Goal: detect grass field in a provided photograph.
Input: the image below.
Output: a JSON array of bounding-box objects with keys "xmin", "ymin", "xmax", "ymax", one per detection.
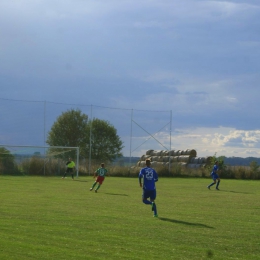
[{"xmin": 0, "ymin": 176, "xmax": 259, "ymax": 260}]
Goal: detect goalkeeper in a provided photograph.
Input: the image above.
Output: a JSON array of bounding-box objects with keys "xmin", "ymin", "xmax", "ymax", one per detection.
[{"xmin": 62, "ymin": 158, "xmax": 75, "ymax": 180}]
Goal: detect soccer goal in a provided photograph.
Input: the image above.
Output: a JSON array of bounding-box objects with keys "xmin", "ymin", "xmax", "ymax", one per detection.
[{"xmin": 0, "ymin": 144, "xmax": 79, "ymax": 177}]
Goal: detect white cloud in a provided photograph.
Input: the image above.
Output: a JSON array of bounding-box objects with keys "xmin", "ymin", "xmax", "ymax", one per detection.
[
  {"xmin": 170, "ymin": 127, "xmax": 260, "ymax": 157},
  {"xmin": 128, "ymin": 126, "xmax": 260, "ymax": 158},
  {"xmin": 225, "ymin": 97, "xmax": 238, "ymax": 103}
]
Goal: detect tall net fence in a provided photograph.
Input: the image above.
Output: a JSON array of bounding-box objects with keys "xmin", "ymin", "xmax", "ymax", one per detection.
[{"xmin": 0, "ymin": 98, "xmax": 172, "ymax": 173}]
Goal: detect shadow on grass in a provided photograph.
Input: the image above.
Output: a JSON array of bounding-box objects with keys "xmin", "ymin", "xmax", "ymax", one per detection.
[
  {"xmin": 73, "ymin": 179, "xmax": 88, "ymax": 182},
  {"xmin": 219, "ymin": 190, "xmax": 252, "ymax": 194},
  {"xmin": 159, "ymin": 217, "xmax": 214, "ymax": 229},
  {"xmin": 105, "ymin": 193, "xmax": 128, "ymax": 196}
]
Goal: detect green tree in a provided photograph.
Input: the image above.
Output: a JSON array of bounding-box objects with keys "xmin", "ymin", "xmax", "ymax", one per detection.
[
  {"xmin": 46, "ymin": 110, "xmax": 124, "ymax": 162},
  {"xmin": 0, "ymin": 147, "xmax": 18, "ymax": 174},
  {"xmin": 249, "ymin": 161, "xmax": 260, "ymax": 179},
  {"xmin": 86, "ymin": 118, "xmax": 124, "ymax": 162},
  {"xmin": 46, "ymin": 109, "xmax": 89, "ymax": 158}
]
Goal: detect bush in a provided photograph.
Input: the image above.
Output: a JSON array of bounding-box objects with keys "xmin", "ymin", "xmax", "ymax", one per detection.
[
  {"xmin": 20, "ymin": 157, "xmax": 66, "ymax": 176},
  {"xmin": 0, "ymin": 148, "xmax": 20, "ymax": 175},
  {"xmin": 109, "ymin": 165, "xmax": 133, "ymax": 177},
  {"xmin": 3, "ymin": 153, "xmax": 260, "ymax": 180},
  {"xmin": 249, "ymin": 161, "xmax": 260, "ymax": 180}
]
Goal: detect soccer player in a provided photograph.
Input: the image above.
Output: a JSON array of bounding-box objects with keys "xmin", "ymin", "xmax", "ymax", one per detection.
[
  {"xmin": 90, "ymin": 163, "xmax": 108, "ymax": 193},
  {"xmin": 139, "ymin": 159, "xmax": 159, "ymax": 217},
  {"xmin": 207, "ymin": 161, "xmax": 221, "ymax": 190},
  {"xmin": 62, "ymin": 157, "xmax": 76, "ymax": 180}
]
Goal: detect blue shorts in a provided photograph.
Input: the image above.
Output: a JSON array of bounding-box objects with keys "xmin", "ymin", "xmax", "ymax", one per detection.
[
  {"xmin": 211, "ymin": 173, "xmax": 219, "ymax": 180},
  {"xmin": 143, "ymin": 189, "xmax": 156, "ymax": 200}
]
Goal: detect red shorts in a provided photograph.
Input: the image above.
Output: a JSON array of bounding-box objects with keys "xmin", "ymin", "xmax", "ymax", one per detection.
[{"xmin": 96, "ymin": 176, "xmax": 105, "ymax": 184}]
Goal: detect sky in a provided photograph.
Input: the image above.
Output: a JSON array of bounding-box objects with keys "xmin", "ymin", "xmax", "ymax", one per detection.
[{"xmin": 1, "ymin": 0, "xmax": 260, "ymax": 158}]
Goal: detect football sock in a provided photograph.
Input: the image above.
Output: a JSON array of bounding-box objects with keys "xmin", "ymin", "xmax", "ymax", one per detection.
[
  {"xmin": 92, "ymin": 182, "xmax": 97, "ymax": 189},
  {"xmin": 96, "ymin": 184, "xmax": 101, "ymax": 191},
  {"xmin": 71, "ymin": 174, "xmax": 74, "ymax": 179},
  {"xmin": 153, "ymin": 203, "xmax": 157, "ymax": 215},
  {"xmin": 216, "ymin": 180, "xmax": 220, "ymax": 188},
  {"xmin": 208, "ymin": 182, "xmax": 215, "ymax": 187},
  {"xmin": 143, "ymin": 200, "xmax": 152, "ymax": 205}
]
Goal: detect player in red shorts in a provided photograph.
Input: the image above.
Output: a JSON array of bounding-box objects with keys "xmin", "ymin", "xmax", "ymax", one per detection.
[{"xmin": 90, "ymin": 163, "xmax": 108, "ymax": 193}]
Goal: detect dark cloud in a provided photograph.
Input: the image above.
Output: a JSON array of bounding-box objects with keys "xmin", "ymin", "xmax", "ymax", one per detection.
[{"xmin": 1, "ymin": 0, "xmax": 260, "ymax": 156}]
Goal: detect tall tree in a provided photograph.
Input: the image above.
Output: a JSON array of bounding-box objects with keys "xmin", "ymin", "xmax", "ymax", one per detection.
[
  {"xmin": 87, "ymin": 118, "xmax": 124, "ymax": 162},
  {"xmin": 46, "ymin": 109, "xmax": 88, "ymax": 158},
  {"xmin": 46, "ymin": 110, "xmax": 124, "ymax": 162}
]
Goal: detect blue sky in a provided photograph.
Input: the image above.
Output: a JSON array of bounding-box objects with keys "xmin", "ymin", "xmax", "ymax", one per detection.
[{"xmin": 1, "ymin": 0, "xmax": 260, "ymax": 158}]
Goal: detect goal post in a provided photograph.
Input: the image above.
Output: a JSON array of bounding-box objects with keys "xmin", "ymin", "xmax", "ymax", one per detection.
[{"xmin": 0, "ymin": 144, "xmax": 79, "ymax": 177}]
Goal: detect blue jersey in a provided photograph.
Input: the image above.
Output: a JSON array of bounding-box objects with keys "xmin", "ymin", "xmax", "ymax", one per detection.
[
  {"xmin": 211, "ymin": 164, "xmax": 218, "ymax": 175},
  {"xmin": 139, "ymin": 167, "xmax": 158, "ymax": 191}
]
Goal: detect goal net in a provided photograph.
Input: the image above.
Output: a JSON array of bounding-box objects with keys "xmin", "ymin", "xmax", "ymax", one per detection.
[{"xmin": 0, "ymin": 145, "xmax": 79, "ymax": 177}]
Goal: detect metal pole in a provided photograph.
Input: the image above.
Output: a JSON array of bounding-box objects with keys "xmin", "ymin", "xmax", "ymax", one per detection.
[
  {"xmin": 76, "ymin": 147, "xmax": 79, "ymax": 177},
  {"xmin": 88, "ymin": 105, "xmax": 93, "ymax": 175},
  {"xmin": 169, "ymin": 110, "xmax": 172, "ymax": 174},
  {"xmin": 129, "ymin": 109, "xmax": 133, "ymax": 166},
  {"xmin": 44, "ymin": 101, "xmax": 46, "ymax": 176},
  {"xmin": 44, "ymin": 101, "xmax": 46, "ymax": 146}
]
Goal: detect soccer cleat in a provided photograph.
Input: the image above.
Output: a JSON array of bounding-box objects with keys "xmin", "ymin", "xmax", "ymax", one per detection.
[
  {"xmin": 216, "ymin": 188, "xmax": 219, "ymax": 190},
  {"xmin": 95, "ymin": 190, "xmax": 97, "ymax": 193},
  {"xmin": 207, "ymin": 186, "xmax": 210, "ymax": 190},
  {"xmin": 153, "ymin": 214, "xmax": 158, "ymax": 217},
  {"xmin": 90, "ymin": 188, "xmax": 93, "ymax": 191}
]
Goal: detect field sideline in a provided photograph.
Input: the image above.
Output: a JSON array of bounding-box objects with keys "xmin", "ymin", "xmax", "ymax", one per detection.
[{"xmin": 0, "ymin": 176, "xmax": 259, "ymax": 260}]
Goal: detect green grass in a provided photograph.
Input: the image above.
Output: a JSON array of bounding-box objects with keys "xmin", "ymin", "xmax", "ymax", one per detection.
[{"xmin": 0, "ymin": 176, "xmax": 259, "ymax": 260}]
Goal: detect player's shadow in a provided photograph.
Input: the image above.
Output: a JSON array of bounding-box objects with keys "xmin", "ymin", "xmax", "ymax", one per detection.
[
  {"xmin": 73, "ymin": 179, "xmax": 88, "ymax": 182},
  {"xmin": 219, "ymin": 190, "xmax": 252, "ymax": 194},
  {"xmin": 105, "ymin": 193, "xmax": 128, "ymax": 196},
  {"xmin": 159, "ymin": 217, "xmax": 214, "ymax": 229}
]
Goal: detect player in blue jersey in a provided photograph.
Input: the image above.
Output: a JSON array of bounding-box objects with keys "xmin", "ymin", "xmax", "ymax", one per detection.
[
  {"xmin": 207, "ymin": 161, "xmax": 221, "ymax": 190},
  {"xmin": 139, "ymin": 159, "xmax": 159, "ymax": 217}
]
